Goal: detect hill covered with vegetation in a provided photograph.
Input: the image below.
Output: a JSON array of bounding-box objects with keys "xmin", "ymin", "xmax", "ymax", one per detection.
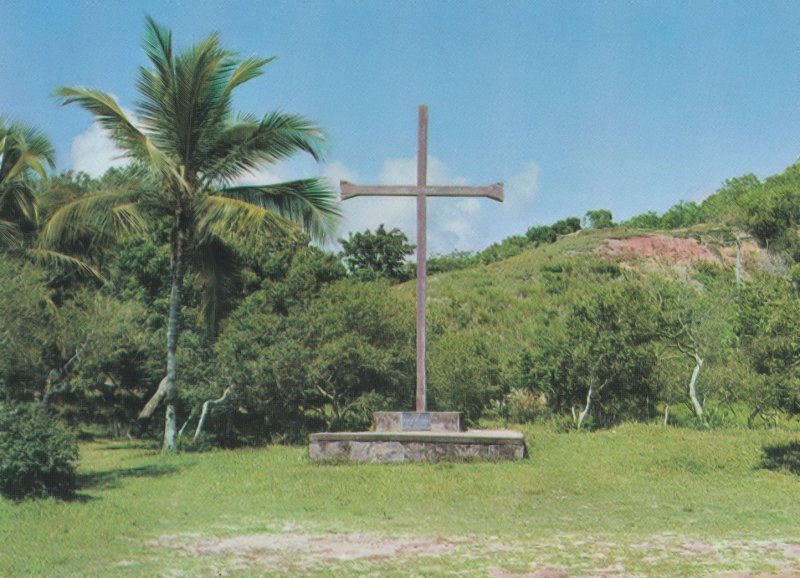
[
  {"xmin": 2, "ymin": 17, "xmax": 800, "ymax": 475},
  {"xmin": 4, "ymin": 159, "xmax": 800, "ymax": 453}
]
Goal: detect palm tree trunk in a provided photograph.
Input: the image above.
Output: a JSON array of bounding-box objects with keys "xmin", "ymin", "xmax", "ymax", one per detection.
[{"xmin": 163, "ymin": 224, "xmax": 185, "ymax": 452}]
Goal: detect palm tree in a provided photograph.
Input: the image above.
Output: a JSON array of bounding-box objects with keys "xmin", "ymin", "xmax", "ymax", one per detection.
[
  {"xmin": 44, "ymin": 17, "xmax": 340, "ymax": 451},
  {"xmin": 0, "ymin": 119, "xmax": 55, "ymax": 248}
]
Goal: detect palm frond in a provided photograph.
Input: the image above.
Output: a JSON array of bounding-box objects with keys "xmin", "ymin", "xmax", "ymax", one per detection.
[
  {"xmin": 55, "ymin": 87, "xmax": 154, "ymax": 162},
  {"xmin": 197, "ymin": 56, "xmax": 273, "ymax": 151},
  {"xmin": 0, "ymin": 121, "xmax": 53, "ymax": 235},
  {"xmin": 53, "ymin": 87, "xmax": 184, "ymax": 192},
  {"xmin": 0, "ymin": 219, "xmax": 21, "ymax": 248},
  {"xmin": 202, "ymin": 113, "xmax": 328, "ymax": 185},
  {"xmin": 137, "ymin": 17, "xmax": 237, "ymax": 175},
  {"xmin": 27, "ymin": 248, "xmax": 106, "ymax": 282},
  {"xmin": 193, "ymin": 194, "xmax": 301, "ymax": 247},
  {"xmin": 220, "ymin": 178, "xmax": 340, "ymax": 243},
  {"xmin": 175, "ymin": 34, "xmax": 235, "ymax": 170},
  {"xmin": 39, "ymin": 188, "xmax": 147, "ymax": 249},
  {"xmin": 226, "ymin": 56, "xmax": 273, "ymax": 94},
  {"xmin": 0, "ymin": 122, "xmax": 56, "ymax": 183},
  {"xmin": 142, "ymin": 16, "xmax": 174, "ymax": 82},
  {"xmin": 192, "ymin": 236, "xmax": 238, "ymax": 336},
  {"xmin": 0, "ymin": 180, "xmax": 38, "ymax": 224}
]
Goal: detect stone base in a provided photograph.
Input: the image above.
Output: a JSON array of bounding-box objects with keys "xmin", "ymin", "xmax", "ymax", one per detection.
[{"xmin": 308, "ymin": 429, "xmax": 526, "ymax": 463}]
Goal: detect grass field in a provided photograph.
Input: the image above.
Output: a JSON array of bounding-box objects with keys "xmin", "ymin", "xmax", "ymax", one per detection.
[{"xmin": 1, "ymin": 424, "xmax": 799, "ymax": 576}]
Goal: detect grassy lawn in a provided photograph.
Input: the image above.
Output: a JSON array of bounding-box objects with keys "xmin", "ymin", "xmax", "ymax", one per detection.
[{"xmin": 1, "ymin": 424, "xmax": 799, "ymax": 576}]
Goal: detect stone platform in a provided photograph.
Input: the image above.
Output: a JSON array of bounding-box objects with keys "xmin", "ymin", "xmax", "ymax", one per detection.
[{"xmin": 308, "ymin": 412, "xmax": 526, "ymax": 463}]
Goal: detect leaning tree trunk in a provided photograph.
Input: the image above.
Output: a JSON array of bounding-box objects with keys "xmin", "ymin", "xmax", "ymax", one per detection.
[
  {"xmin": 162, "ymin": 225, "xmax": 185, "ymax": 452},
  {"xmin": 688, "ymin": 353, "xmax": 704, "ymax": 420}
]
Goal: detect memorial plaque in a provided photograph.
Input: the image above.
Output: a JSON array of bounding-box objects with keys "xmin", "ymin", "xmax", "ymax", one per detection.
[{"xmin": 401, "ymin": 412, "xmax": 431, "ymax": 431}]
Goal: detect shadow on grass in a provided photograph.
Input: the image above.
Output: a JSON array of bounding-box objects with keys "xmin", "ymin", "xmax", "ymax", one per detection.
[
  {"xmin": 96, "ymin": 441, "xmax": 160, "ymax": 451},
  {"xmin": 761, "ymin": 441, "xmax": 800, "ymax": 475},
  {"xmin": 77, "ymin": 463, "xmax": 181, "ymax": 493},
  {"xmin": 2, "ymin": 463, "xmax": 180, "ymax": 503}
]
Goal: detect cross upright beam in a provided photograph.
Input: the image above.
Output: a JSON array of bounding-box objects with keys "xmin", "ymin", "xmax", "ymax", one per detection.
[{"xmin": 340, "ymin": 105, "xmax": 503, "ymax": 412}]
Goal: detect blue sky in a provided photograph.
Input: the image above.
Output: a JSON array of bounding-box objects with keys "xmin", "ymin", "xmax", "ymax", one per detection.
[{"xmin": 2, "ymin": 1, "xmax": 800, "ymax": 253}]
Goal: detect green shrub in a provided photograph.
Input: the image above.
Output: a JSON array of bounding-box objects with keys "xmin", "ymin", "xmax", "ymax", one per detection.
[
  {"xmin": 505, "ymin": 388, "xmax": 548, "ymax": 423},
  {"xmin": 0, "ymin": 404, "xmax": 79, "ymax": 500}
]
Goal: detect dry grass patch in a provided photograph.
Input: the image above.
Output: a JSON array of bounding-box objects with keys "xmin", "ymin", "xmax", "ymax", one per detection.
[{"xmin": 149, "ymin": 530, "xmax": 512, "ymax": 575}]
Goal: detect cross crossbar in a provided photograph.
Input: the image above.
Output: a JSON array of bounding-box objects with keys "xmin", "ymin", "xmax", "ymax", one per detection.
[{"xmin": 340, "ymin": 182, "xmax": 504, "ymax": 202}]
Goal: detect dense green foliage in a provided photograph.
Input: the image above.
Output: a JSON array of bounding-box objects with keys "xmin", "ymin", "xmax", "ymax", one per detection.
[
  {"xmin": 0, "ymin": 403, "xmax": 78, "ymax": 499},
  {"xmin": 340, "ymin": 224, "xmax": 415, "ymax": 281},
  {"xmin": 214, "ymin": 275, "xmax": 414, "ymax": 441},
  {"xmin": 6, "ymin": 156, "xmax": 800, "ymax": 445},
  {"xmin": 583, "ymin": 208, "xmax": 615, "ymax": 229},
  {"xmin": 0, "ymin": 259, "xmax": 57, "ymax": 401}
]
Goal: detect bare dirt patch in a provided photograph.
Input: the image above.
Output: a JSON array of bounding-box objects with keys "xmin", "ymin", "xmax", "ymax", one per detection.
[
  {"xmin": 152, "ymin": 531, "xmax": 462, "ymax": 562},
  {"xmin": 149, "ymin": 530, "xmax": 503, "ymax": 574},
  {"xmin": 596, "ymin": 235, "xmax": 720, "ymax": 265},
  {"xmin": 489, "ymin": 569, "xmax": 571, "ymax": 578},
  {"xmin": 149, "ymin": 531, "xmax": 800, "ymax": 576}
]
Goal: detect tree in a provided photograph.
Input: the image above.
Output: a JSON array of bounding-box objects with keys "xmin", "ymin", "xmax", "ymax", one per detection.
[
  {"xmin": 215, "ymin": 279, "xmax": 413, "ymax": 440},
  {"xmin": 737, "ymin": 165, "xmax": 800, "ymax": 262},
  {"xmin": 0, "ymin": 259, "xmax": 58, "ymax": 402},
  {"xmin": 652, "ymin": 284, "xmax": 713, "ymax": 422},
  {"xmin": 583, "ymin": 209, "xmax": 614, "ymax": 229},
  {"xmin": 44, "ymin": 18, "xmax": 340, "ymax": 451},
  {"xmin": 736, "ymin": 275, "xmax": 800, "ymax": 420},
  {"xmin": 547, "ymin": 279, "xmax": 659, "ymax": 429},
  {"xmin": 340, "ymin": 224, "xmax": 414, "ymax": 281},
  {"xmin": 525, "ymin": 225, "xmax": 557, "ymax": 245},
  {"xmin": 624, "ymin": 211, "xmax": 661, "ymax": 229},
  {"xmin": 526, "ymin": 217, "xmax": 581, "ymax": 246},
  {"xmin": 551, "ymin": 216, "xmax": 581, "ymax": 236},
  {"xmin": 660, "ymin": 200, "xmax": 706, "ymax": 229},
  {"xmin": 0, "ymin": 119, "xmax": 55, "ymax": 248},
  {"xmin": 702, "ymin": 173, "xmax": 760, "ymax": 224}
]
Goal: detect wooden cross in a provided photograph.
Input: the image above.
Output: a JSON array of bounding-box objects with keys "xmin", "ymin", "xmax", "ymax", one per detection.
[{"xmin": 340, "ymin": 105, "xmax": 503, "ymax": 412}]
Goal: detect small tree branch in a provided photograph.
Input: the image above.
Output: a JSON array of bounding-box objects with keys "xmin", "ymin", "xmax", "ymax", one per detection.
[
  {"xmin": 178, "ymin": 408, "xmax": 197, "ymax": 440},
  {"xmin": 577, "ymin": 385, "xmax": 594, "ymax": 430},
  {"xmin": 194, "ymin": 386, "xmax": 233, "ymax": 442},
  {"xmin": 688, "ymin": 353, "xmax": 705, "ymax": 419},
  {"xmin": 41, "ymin": 346, "xmax": 82, "ymax": 407}
]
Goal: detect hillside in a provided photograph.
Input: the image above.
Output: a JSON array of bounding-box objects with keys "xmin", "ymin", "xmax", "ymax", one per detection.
[
  {"xmin": 4, "ymin": 162, "xmax": 800, "ymax": 445},
  {"xmin": 404, "ymin": 225, "xmax": 792, "ymax": 429}
]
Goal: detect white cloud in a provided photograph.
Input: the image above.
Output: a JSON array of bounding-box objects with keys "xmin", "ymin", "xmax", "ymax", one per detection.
[
  {"xmin": 339, "ymin": 192, "xmax": 416, "ymax": 245},
  {"xmin": 506, "ymin": 161, "xmax": 540, "ymax": 209},
  {"xmin": 323, "ymin": 160, "xmax": 359, "ymax": 188},
  {"xmin": 70, "ymin": 123, "xmax": 129, "ymax": 177},
  {"xmin": 378, "ymin": 156, "xmax": 469, "ymax": 186}
]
